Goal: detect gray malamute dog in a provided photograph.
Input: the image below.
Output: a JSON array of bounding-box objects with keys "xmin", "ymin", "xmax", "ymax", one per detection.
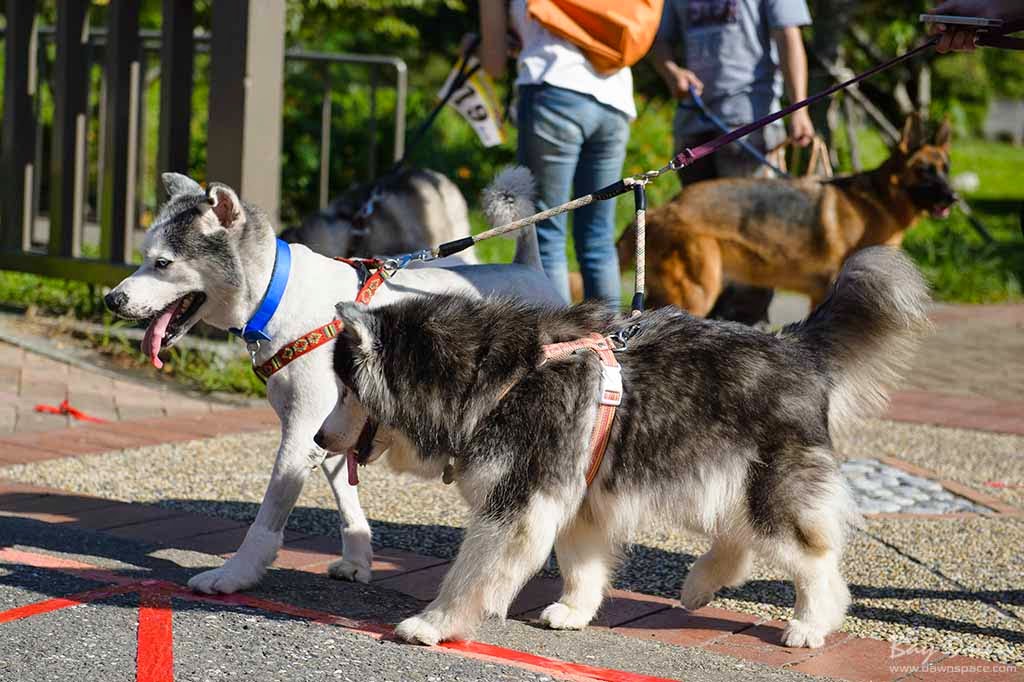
[{"xmin": 322, "ymin": 247, "xmax": 930, "ymax": 649}]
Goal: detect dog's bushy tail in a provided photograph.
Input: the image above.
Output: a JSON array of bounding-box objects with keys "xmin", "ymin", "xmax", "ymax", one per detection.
[
  {"xmin": 785, "ymin": 247, "xmax": 931, "ymax": 433},
  {"xmin": 481, "ymin": 166, "xmax": 542, "ymax": 270}
]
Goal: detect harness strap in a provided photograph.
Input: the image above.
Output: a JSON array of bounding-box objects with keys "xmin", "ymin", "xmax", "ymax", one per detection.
[
  {"xmin": 255, "ymin": 258, "xmax": 390, "ymax": 383},
  {"xmin": 254, "ymin": 320, "xmax": 343, "ymax": 381},
  {"xmin": 335, "ymin": 257, "xmax": 388, "ymax": 305},
  {"xmin": 540, "ymin": 333, "xmax": 622, "ymax": 487}
]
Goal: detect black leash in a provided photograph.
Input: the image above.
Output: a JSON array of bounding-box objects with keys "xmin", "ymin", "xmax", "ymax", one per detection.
[{"xmin": 347, "ymin": 38, "xmax": 482, "ymax": 256}]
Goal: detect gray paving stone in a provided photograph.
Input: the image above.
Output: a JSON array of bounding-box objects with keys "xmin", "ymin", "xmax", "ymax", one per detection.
[
  {"xmin": 851, "ymin": 476, "xmax": 881, "ymax": 491},
  {"xmin": 843, "ymin": 457, "xmax": 986, "ymax": 516}
]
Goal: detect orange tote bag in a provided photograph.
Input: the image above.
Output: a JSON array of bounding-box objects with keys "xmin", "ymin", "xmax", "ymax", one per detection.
[{"xmin": 527, "ymin": 0, "xmax": 665, "ymax": 74}]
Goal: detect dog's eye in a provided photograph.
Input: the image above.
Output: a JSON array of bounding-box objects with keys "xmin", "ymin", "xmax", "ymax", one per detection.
[{"xmin": 154, "ymin": 258, "xmax": 172, "ymax": 270}]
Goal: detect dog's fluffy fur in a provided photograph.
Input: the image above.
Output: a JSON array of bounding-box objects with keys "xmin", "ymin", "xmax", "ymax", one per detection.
[
  {"xmin": 280, "ymin": 168, "xmax": 479, "ymax": 263},
  {"xmin": 105, "ymin": 167, "xmax": 561, "ymax": 596},
  {"xmin": 326, "ymin": 247, "xmax": 930, "ymax": 648}
]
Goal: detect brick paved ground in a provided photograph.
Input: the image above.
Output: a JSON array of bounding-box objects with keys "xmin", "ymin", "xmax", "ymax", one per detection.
[
  {"xmin": 0, "ymin": 340, "xmax": 226, "ymax": 434},
  {"xmin": 904, "ymin": 304, "xmax": 1024, "ymax": 402},
  {"xmin": 0, "ymin": 303, "xmax": 1021, "ymax": 680},
  {"xmin": 2, "ymin": 481, "xmax": 1020, "ymax": 681}
]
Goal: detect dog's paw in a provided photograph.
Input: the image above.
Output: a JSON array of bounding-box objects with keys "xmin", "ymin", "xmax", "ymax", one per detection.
[
  {"xmin": 538, "ymin": 602, "xmax": 592, "ymax": 630},
  {"xmin": 679, "ymin": 580, "xmax": 715, "ymax": 611},
  {"xmin": 327, "ymin": 557, "xmax": 372, "ymax": 583},
  {"xmin": 395, "ymin": 615, "xmax": 443, "ymax": 646},
  {"xmin": 188, "ymin": 563, "xmax": 262, "ymax": 595},
  {"xmin": 782, "ymin": 619, "xmax": 827, "ymax": 648}
]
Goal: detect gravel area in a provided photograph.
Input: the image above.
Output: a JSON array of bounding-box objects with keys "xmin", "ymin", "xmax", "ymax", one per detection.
[{"xmin": 3, "ymin": 418, "xmax": 1023, "ymax": 664}]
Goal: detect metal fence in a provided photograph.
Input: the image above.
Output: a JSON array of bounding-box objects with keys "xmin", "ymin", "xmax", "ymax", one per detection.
[{"xmin": 0, "ymin": 1, "xmax": 406, "ymax": 287}]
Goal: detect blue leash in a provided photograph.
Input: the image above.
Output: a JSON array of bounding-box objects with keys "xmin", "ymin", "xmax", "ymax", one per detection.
[{"xmin": 682, "ymin": 86, "xmax": 791, "ymax": 179}]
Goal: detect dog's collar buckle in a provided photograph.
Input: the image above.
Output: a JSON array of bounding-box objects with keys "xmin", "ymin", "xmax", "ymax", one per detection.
[{"xmin": 246, "ymin": 339, "xmax": 261, "ymax": 364}]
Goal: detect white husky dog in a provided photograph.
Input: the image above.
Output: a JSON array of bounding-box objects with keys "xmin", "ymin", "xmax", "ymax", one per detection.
[{"xmin": 104, "ymin": 168, "xmax": 561, "ymax": 593}]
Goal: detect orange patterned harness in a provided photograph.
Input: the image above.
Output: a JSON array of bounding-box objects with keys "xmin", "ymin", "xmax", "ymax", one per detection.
[{"xmin": 539, "ymin": 333, "xmax": 622, "ymax": 487}]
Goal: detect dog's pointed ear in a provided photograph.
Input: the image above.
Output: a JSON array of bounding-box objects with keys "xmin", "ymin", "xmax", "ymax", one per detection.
[
  {"xmin": 162, "ymin": 172, "xmax": 202, "ymax": 197},
  {"xmin": 899, "ymin": 113, "xmax": 926, "ymax": 154},
  {"xmin": 335, "ymin": 301, "xmax": 373, "ymax": 352},
  {"xmin": 933, "ymin": 118, "xmax": 952, "ymax": 149},
  {"xmin": 205, "ymin": 183, "xmax": 246, "ymax": 229}
]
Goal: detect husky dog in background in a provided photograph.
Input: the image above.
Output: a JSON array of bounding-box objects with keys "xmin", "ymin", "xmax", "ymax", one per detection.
[
  {"xmin": 324, "ymin": 247, "xmax": 930, "ymax": 649},
  {"xmin": 104, "ymin": 167, "xmax": 561, "ymax": 595},
  {"xmin": 279, "ymin": 168, "xmax": 479, "ymax": 263}
]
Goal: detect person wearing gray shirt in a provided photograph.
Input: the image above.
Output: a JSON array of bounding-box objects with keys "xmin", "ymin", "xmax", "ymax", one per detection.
[{"xmin": 650, "ymin": 0, "xmax": 814, "ymax": 324}]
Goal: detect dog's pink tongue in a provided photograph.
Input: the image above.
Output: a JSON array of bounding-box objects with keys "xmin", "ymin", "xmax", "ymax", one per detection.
[{"xmin": 141, "ymin": 301, "xmax": 180, "ymax": 369}]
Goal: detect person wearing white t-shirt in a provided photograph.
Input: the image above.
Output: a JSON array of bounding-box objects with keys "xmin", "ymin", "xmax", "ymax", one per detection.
[{"xmin": 479, "ymin": 0, "xmax": 635, "ymax": 306}]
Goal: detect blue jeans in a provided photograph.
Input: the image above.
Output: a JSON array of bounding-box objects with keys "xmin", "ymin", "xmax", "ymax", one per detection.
[{"xmin": 517, "ymin": 85, "xmax": 630, "ymax": 306}]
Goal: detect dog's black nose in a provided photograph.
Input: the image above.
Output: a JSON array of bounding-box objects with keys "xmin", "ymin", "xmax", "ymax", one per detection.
[
  {"xmin": 104, "ymin": 290, "xmax": 127, "ymax": 312},
  {"xmin": 313, "ymin": 430, "xmax": 328, "ymax": 449}
]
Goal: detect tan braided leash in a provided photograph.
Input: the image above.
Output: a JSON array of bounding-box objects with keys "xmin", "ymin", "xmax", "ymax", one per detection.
[{"xmin": 429, "ymin": 167, "xmax": 667, "ymax": 315}]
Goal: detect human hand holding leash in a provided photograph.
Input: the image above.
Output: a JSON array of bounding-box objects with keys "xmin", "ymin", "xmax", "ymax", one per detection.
[
  {"xmin": 927, "ymin": 0, "xmax": 1024, "ymax": 52},
  {"xmin": 665, "ymin": 63, "xmax": 704, "ymax": 99},
  {"xmin": 789, "ymin": 109, "xmax": 815, "ymax": 147}
]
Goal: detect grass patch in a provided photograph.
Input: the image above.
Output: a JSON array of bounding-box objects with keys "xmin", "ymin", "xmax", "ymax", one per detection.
[
  {"xmin": 904, "ymin": 210, "xmax": 1022, "ymax": 303},
  {"xmin": 0, "ymin": 271, "xmax": 266, "ymax": 397},
  {"xmin": 85, "ymin": 321, "xmax": 266, "ymax": 398}
]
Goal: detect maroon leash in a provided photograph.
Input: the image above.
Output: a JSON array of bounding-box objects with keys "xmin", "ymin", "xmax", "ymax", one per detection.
[
  {"xmin": 674, "ymin": 38, "xmax": 939, "ymax": 170},
  {"xmin": 676, "ymin": 21, "xmax": 1024, "ymax": 169}
]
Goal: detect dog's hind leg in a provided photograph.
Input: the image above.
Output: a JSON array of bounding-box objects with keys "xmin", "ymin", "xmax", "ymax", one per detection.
[
  {"xmin": 656, "ymin": 236, "xmax": 723, "ymax": 316},
  {"xmin": 540, "ymin": 512, "xmax": 615, "ymax": 630},
  {"xmin": 779, "ymin": 545, "xmax": 849, "ymax": 648},
  {"xmin": 680, "ymin": 536, "xmax": 753, "ymax": 610},
  {"xmin": 395, "ymin": 493, "xmax": 570, "ymax": 645},
  {"xmin": 764, "ymin": 457, "xmax": 854, "ymax": 648}
]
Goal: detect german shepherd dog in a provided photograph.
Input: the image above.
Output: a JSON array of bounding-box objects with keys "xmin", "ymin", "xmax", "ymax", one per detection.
[
  {"xmin": 321, "ymin": 247, "xmax": 930, "ymax": 649},
  {"xmin": 618, "ymin": 115, "xmax": 954, "ymax": 316}
]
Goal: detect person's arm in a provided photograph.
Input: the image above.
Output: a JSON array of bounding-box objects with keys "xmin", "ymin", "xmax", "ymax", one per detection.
[
  {"xmin": 773, "ymin": 26, "xmax": 814, "ymax": 146},
  {"xmin": 651, "ymin": 40, "xmax": 704, "ymax": 99},
  {"xmin": 929, "ymin": 0, "xmax": 1024, "ymax": 53},
  {"xmin": 649, "ymin": 4, "xmax": 703, "ymax": 99},
  {"xmin": 479, "ymin": 0, "xmax": 508, "ymax": 79}
]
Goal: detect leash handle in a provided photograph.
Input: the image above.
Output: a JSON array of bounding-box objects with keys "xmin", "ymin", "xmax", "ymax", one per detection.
[{"xmin": 631, "ymin": 183, "xmax": 646, "ymax": 316}]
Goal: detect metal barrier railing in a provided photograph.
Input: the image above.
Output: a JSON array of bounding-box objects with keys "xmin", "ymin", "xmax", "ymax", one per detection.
[{"xmin": 0, "ymin": 14, "xmax": 407, "ymax": 287}]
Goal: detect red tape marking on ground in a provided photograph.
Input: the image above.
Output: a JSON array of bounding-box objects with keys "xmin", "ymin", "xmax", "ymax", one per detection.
[
  {"xmin": 34, "ymin": 400, "xmax": 109, "ymax": 424},
  {"xmin": 137, "ymin": 591, "xmax": 174, "ymax": 682},
  {"xmin": 0, "ymin": 548, "xmax": 681, "ymax": 682},
  {"xmin": 440, "ymin": 639, "xmax": 678, "ymax": 682},
  {"xmin": 0, "ymin": 583, "xmax": 143, "ymax": 625}
]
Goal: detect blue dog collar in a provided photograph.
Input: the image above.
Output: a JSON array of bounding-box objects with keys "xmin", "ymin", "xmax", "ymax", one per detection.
[{"xmin": 230, "ymin": 239, "xmax": 291, "ymax": 344}]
